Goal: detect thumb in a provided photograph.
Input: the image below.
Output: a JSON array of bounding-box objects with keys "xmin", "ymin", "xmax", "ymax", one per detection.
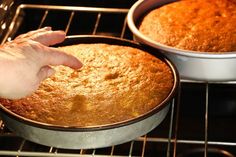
[{"xmin": 37, "ymin": 66, "xmax": 55, "ymax": 83}]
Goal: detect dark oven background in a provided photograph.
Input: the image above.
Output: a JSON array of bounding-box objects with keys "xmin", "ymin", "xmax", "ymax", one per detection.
[{"xmin": 1, "ymin": 0, "xmax": 236, "ymax": 157}]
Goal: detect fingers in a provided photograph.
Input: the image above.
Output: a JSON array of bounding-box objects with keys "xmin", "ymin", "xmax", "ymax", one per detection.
[
  {"xmin": 15, "ymin": 27, "xmax": 52, "ymax": 40},
  {"xmin": 41, "ymin": 47, "xmax": 83, "ymax": 69},
  {"xmin": 32, "ymin": 30, "xmax": 66, "ymax": 46},
  {"xmin": 8, "ymin": 34, "xmax": 82, "ymax": 70},
  {"xmin": 37, "ymin": 65, "xmax": 56, "ymax": 83},
  {"xmin": 15, "ymin": 27, "xmax": 66, "ymax": 46}
]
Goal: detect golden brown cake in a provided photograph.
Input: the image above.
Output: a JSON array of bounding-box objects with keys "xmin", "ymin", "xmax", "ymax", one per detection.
[
  {"xmin": 139, "ymin": 0, "xmax": 236, "ymax": 52},
  {"xmin": 0, "ymin": 43, "xmax": 174, "ymax": 127}
]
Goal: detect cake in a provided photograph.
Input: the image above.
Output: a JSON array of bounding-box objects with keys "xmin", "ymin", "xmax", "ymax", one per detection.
[
  {"xmin": 139, "ymin": 0, "xmax": 236, "ymax": 52},
  {"xmin": 0, "ymin": 43, "xmax": 174, "ymax": 127}
]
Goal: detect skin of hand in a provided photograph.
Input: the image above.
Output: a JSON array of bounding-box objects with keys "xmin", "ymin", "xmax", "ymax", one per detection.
[{"xmin": 0, "ymin": 27, "xmax": 82, "ymax": 99}]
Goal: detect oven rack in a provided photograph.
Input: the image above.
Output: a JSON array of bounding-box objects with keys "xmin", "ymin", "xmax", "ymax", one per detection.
[{"xmin": 1, "ymin": 4, "xmax": 236, "ymax": 157}]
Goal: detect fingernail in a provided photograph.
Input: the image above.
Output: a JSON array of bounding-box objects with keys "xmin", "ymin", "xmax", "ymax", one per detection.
[
  {"xmin": 76, "ymin": 60, "xmax": 83, "ymax": 69},
  {"xmin": 43, "ymin": 26, "xmax": 52, "ymax": 31}
]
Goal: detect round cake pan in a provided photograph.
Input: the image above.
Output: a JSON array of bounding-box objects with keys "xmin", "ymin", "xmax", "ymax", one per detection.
[
  {"xmin": 0, "ymin": 35, "xmax": 179, "ymax": 149},
  {"xmin": 127, "ymin": 0, "xmax": 236, "ymax": 82}
]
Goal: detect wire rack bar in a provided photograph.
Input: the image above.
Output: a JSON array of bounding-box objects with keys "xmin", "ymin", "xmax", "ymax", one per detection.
[
  {"xmin": 0, "ymin": 151, "xmax": 137, "ymax": 157},
  {"xmin": 128, "ymin": 141, "xmax": 134, "ymax": 157},
  {"xmin": 167, "ymin": 98, "xmax": 177, "ymax": 157},
  {"xmin": 65, "ymin": 11, "xmax": 75, "ymax": 34},
  {"xmin": 93, "ymin": 13, "xmax": 101, "ymax": 35},
  {"xmin": 204, "ymin": 84, "xmax": 209, "ymax": 157},
  {"xmin": 19, "ymin": 4, "xmax": 129, "ymax": 13},
  {"xmin": 120, "ymin": 17, "xmax": 127, "ymax": 38},
  {"xmin": 181, "ymin": 79, "xmax": 236, "ymax": 84},
  {"xmin": 38, "ymin": 10, "xmax": 48, "ymax": 29},
  {"xmin": 135, "ymin": 137, "xmax": 236, "ymax": 146}
]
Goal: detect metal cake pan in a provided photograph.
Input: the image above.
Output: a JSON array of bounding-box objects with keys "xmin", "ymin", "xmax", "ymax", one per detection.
[
  {"xmin": 127, "ymin": 0, "xmax": 236, "ymax": 82},
  {"xmin": 0, "ymin": 35, "xmax": 179, "ymax": 149}
]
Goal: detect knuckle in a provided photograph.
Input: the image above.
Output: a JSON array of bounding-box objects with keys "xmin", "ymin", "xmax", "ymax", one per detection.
[{"xmin": 29, "ymin": 41, "xmax": 41, "ymax": 50}]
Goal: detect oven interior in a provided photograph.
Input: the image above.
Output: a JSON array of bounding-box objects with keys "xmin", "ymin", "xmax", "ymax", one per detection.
[{"xmin": 1, "ymin": 0, "xmax": 236, "ymax": 157}]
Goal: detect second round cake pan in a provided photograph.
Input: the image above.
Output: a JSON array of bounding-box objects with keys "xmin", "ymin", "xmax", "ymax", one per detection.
[{"xmin": 127, "ymin": 0, "xmax": 236, "ymax": 82}]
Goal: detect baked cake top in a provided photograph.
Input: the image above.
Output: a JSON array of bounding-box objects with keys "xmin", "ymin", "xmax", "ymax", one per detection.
[
  {"xmin": 139, "ymin": 0, "xmax": 236, "ymax": 52},
  {"xmin": 0, "ymin": 43, "xmax": 174, "ymax": 127}
]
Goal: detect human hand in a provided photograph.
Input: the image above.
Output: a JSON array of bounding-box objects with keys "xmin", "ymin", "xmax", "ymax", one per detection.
[{"xmin": 0, "ymin": 27, "xmax": 82, "ymax": 99}]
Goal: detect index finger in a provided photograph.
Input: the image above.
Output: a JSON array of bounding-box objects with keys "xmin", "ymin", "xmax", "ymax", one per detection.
[
  {"xmin": 41, "ymin": 46, "xmax": 83, "ymax": 69},
  {"xmin": 32, "ymin": 30, "xmax": 66, "ymax": 46},
  {"xmin": 15, "ymin": 27, "xmax": 66, "ymax": 46},
  {"xmin": 15, "ymin": 27, "xmax": 52, "ymax": 40}
]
